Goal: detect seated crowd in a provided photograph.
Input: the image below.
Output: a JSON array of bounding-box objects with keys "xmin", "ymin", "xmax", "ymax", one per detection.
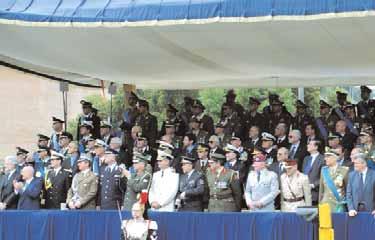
[{"xmin": 1, "ymin": 87, "xmax": 375, "ymax": 217}]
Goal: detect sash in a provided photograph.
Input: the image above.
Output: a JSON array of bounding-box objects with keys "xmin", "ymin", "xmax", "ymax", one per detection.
[
  {"xmin": 315, "ymin": 118, "xmax": 328, "ymax": 140},
  {"xmin": 334, "ymin": 107, "xmax": 359, "ymax": 136},
  {"xmin": 322, "ymin": 167, "xmax": 346, "ymax": 212}
]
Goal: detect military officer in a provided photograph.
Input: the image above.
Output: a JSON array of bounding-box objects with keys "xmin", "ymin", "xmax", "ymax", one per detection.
[
  {"xmin": 50, "ymin": 117, "xmax": 65, "ymax": 152},
  {"xmin": 244, "ymin": 153, "xmax": 279, "ymax": 211},
  {"xmin": 319, "ymin": 148, "xmax": 349, "ymax": 212},
  {"xmin": 44, "ymin": 152, "xmax": 71, "ymax": 209},
  {"xmin": 134, "ymin": 99, "xmax": 158, "ymax": 148},
  {"xmin": 224, "ymin": 144, "xmax": 243, "ymax": 175},
  {"xmin": 260, "ymin": 132, "xmax": 277, "ymax": 166},
  {"xmin": 357, "ymin": 86, "xmax": 375, "ymax": 127},
  {"xmin": 191, "ymin": 99, "xmax": 214, "ymax": 135},
  {"xmin": 100, "ymin": 121, "xmax": 113, "ymax": 146},
  {"xmin": 315, "ymin": 100, "xmax": 339, "ymax": 141},
  {"xmin": 162, "ymin": 122, "xmax": 183, "ymax": 150},
  {"xmin": 280, "ymin": 159, "xmax": 312, "ymax": 212},
  {"xmin": 214, "ymin": 122, "xmax": 232, "ymax": 148},
  {"xmin": 67, "ymin": 154, "xmax": 98, "ymax": 210},
  {"xmin": 77, "ymin": 100, "xmax": 101, "ymax": 140},
  {"xmin": 15, "ymin": 147, "xmax": 29, "ymax": 172},
  {"xmin": 121, "ymin": 91, "xmax": 139, "ymax": 132},
  {"xmin": 267, "ymin": 98, "xmax": 292, "ymax": 133},
  {"xmin": 195, "ymin": 144, "xmax": 210, "ymax": 173},
  {"xmin": 176, "ymin": 156, "xmax": 205, "ymax": 212},
  {"xmin": 206, "ymin": 153, "xmax": 242, "ymax": 212},
  {"xmin": 121, "ymin": 202, "xmax": 158, "ymax": 240},
  {"xmin": 98, "ymin": 149, "xmax": 126, "ymax": 210},
  {"xmin": 243, "ymin": 97, "xmax": 266, "ymax": 134},
  {"xmin": 358, "ymin": 130, "xmax": 375, "ymax": 170},
  {"xmin": 219, "ymin": 102, "xmax": 242, "ymax": 136},
  {"xmin": 148, "ymin": 150, "xmax": 179, "ymax": 212},
  {"xmin": 189, "ymin": 117, "xmax": 209, "ymax": 144},
  {"xmin": 123, "ymin": 154, "xmax": 152, "ymax": 211},
  {"xmin": 223, "ymin": 89, "xmax": 245, "ymax": 119},
  {"xmin": 178, "ymin": 96, "xmax": 194, "ymax": 132},
  {"xmin": 59, "ymin": 132, "xmax": 73, "ymax": 156},
  {"xmin": 78, "ymin": 121, "xmax": 94, "ymax": 154},
  {"xmin": 32, "ymin": 134, "xmax": 50, "ymax": 164},
  {"xmin": 35, "ymin": 146, "xmax": 51, "ymax": 178},
  {"xmin": 292, "ymin": 100, "xmax": 314, "ymax": 133},
  {"xmin": 343, "ymin": 103, "xmax": 361, "ymax": 135},
  {"xmin": 160, "ymin": 104, "xmax": 186, "ymax": 137}
]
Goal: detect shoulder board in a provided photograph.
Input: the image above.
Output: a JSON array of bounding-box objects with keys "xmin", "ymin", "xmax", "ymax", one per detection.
[{"xmin": 63, "ymin": 169, "xmax": 72, "ymax": 173}]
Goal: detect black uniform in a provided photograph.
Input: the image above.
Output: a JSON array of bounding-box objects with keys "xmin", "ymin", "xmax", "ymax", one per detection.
[
  {"xmin": 0, "ymin": 170, "xmax": 20, "ymax": 209},
  {"xmin": 292, "ymin": 114, "xmax": 314, "ymax": 133},
  {"xmin": 44, "ymin": 168, "xmax": 72, "ymax": 209},
  {"xmin": 135, "ymin": 113, "xmax": 158, "ymax": 147},
  {"xmin": 357, "ymin": 99, "xmax": 375, "ymax": 125},
  {"xmin": 177, "ymin": 170, "xmax": 205, "ymax": 212},
  {"xmin": 194, "ymin": 113, "xmax": 215, "ymax": 136},
  {"xmin": 243, "ymin": 111, "xmax": 267, "ymax": 134},
  {"xmin": 267, "ymin": 112, "xmax": 292, "ymax": 134},
  {"xmin": 77, "ymin": 112, "xmax": 101, "ymax": 140},
  {"xmin": 98, "ymin": 165, "xmax": 126, "ymax": 210}
]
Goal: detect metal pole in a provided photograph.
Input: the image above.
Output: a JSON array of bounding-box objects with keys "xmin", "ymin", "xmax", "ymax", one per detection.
[{"xmin": 298, "ymin": 87, "xmax": 304, "ymax": 101}]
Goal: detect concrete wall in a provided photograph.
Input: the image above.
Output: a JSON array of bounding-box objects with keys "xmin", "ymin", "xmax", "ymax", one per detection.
[{"xmin": 0, "ymin": 66, "xmax": 100, "ymax": 158}]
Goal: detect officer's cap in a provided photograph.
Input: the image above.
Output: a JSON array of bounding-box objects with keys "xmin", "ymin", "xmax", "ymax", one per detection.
[
  {"xmin": 336, "ymin": 91, "xmax": 347, "ymax": 98},
  {"xmin": 50, "ymin": 151, "xmax": 64, "ymax": 161},
  {"xmin": 296, "ymin": 100, "xmax": 308, "ymax": 109},
  {"xmin": 156, "ymin": 150, "xmax": 174, "ymax": 161},
  {"xmin": 37, "ymin": 134, "xmax": 50, "ymax": 141},
  {"xmin": 80, "ymin": 121, "xmax": 94, "ymax": 129},
  {"xmin": 100, "ymin": 121, "xmax": 112, "ymax": 128},
  {"xmin": 77, "ymin": 154, "xmax": 92, "ymax": 163},
  {"xmin": 52, "ymin": 117, "xmax": 65, "ymax": 124},
  {"xmin": 261, "ymin": 132, "xmax": 276, "ymax": 142},
  {"xmin": 94, "ymin": 139, "xmax": 108, "ymax": 148},
  {"xmin": 319, "ymin": 100, "xmax": 331, "ymax": 109},
  {"xmin": 105, "ymin": 148, "xmax": 119, "ymax": 155},
  {"xmin": 167, "ymin": 104, "xmax": 178, "ymax": 113},
  {"xmin": 249, "ymin": 97, "xmax": 261, "ymax": 105},
  {"xmin": 80, "ymin": 100, "xmax": 93, "ymax": 108},
  {"xmin": 16, "ymin": 147, "xmax": 29, "ymax": 156},
  {"xmin": 59, "ymin": 132, "xmax": 73, "ymax": 141},
  {"xmin": 360, "ymin": 85, "xmax": 372, "ymax": 93},
  {"xmin": 209, "ymin": 153, "xmax": 226, "ymax": 162},
  {"xmin": 181, "ymin": 156, "xmax": 196, "ymax": 164}
]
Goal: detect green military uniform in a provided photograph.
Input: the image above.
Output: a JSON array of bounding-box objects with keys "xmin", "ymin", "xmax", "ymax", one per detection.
[
  {"xmin": 206, "ymin": 167, "xmax": 242, "ymax": 212},
  {"xmin": 67, "ymin": 170, "xmax": 98, "ymax": 210},
  {"xmin": 123, "ymin": 171, "xmax": 152, "ymax": 211},
  {"xmin": 319, "ymin": 165, "xmax": 349, "ymax": 212}
]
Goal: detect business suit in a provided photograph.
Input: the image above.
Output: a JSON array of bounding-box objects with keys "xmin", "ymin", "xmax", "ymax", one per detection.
[
  {"xmin": 0, "ymin": 170, "xmax": 20, "ymax": 209},
  {"xmin": 289, "ymin": 143, "xmax": 309, "ymax": 171},
  {"xmin": 178, "ymin": 170, "xmax": 205, "ymax": 212},
  {"xmin": 67, "ymin": 170, "xmax": 98, "ymax": 210},
  {"xmin": 346, "ymin": 169, "xmax": 375, "ymax": 212},
  {"xmin": 44, "ymin": 168, "xmax": 72, "ymax": 209},
  {"xmin": 17, "ymin": 178, "xmax": 43, "ymax": 210},
  {"xmin": 148, "ymin": 168, "xmax": 179, "ymax": 212},
  {"xmin": 302, "ymin": 154, "xmax": 324, "ymax": 205},
  {"xmin": 276, "ymin": 137, "xmax": 290, "ymax": 149}
]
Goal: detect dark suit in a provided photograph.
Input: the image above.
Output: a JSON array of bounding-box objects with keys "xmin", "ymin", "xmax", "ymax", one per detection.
[
  {"xmin": 289, "ymin": 143, "xmax": 309, "ymax": 171},
  {"xmin": 340, "ymin": 132, "xmax": 358, "ymax": 152},
  {"xmin": 178, "ymin": 170, "xmax": 205, "ymax": 212},
  {"xmin": 17, "ymin": 178, "xmax": 43, "ymax": 210},
  {"xmin": 44, "ymin": 169, "xmax": 72, "ymax": 209},
  {"xmin": 0, "ymin": 170, "xmax": 20, "ymax": 209},
  {"xmin": 243, "ymin": 111, "xmax": 266, "ymax": 133},
  {"xmin": 346, "ymin": 169, "xmax": 375, "ymax": 212},
  {"xmin": 268, "ymin": 161, "xmax": 285, "ymax": 210},
  {"xmin": 135, "ymin": 113, "xmax": 158, "ymax": 147},
  {"xmin": 276, "ymin": 137, "xmax": 290, "ymax": 149},
  {"xmin": 302, "ymin": 154, "xmax": 324, "ymax": 204}
]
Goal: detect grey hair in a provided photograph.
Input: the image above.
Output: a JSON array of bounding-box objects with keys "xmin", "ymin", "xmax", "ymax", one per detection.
[
  {"xmin": 4, "ymin": 156, "xmax": 17, "ymax": 165},
  {"xmin": 291, "ymin": 129, "xmax": 302, "ymax": 140}
]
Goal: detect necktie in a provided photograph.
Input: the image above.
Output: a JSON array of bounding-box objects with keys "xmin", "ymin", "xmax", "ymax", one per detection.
[
  {"xmin": 161, "ymin": 171, "xmax": 164, "ymax": 177},
  {"xmin": 257, "ymin": 171, "xmax": 261, "ymax": 182},
  {"xmin": 304, "ymin": 158, "xmax": 312, "ymax": 174},
  {"xmin": 290, "ymin": 145, "xmax": 296, "ymax": 159},
  {"xmin": 358, "ymin": 173, "xmax": 364, "ymax": 202}
]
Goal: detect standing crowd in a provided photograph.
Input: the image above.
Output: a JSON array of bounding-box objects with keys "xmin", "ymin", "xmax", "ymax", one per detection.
[{"xmin": 1, "ymin": 87, "xmax": 375, "ymax": 217}]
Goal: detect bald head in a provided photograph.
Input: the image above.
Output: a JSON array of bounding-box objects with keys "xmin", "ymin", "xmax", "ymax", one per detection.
[{"xmin": 21, "ymin": 166, "xmax": 34, "ymax": 181}]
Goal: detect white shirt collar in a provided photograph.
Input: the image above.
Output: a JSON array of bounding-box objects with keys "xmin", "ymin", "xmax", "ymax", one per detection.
[
  {"xmin": 311, "ymin": 152, "xmax": 319, "ymax": 159},
  {"xmin": 82, "ymin": 169, "xmax": 90, "ymax": 175},
  {"xmin": 187, "ymin": 169, "xmax": 194, "ymax": 178},
  {"xmin": 54, "ymin": 167, "xmax": 62, "ymax": 173},
  {"xmin": 26, "ymin": 177, "xmax": 34, "ymax": 184},
  {"xmin": 361, "ymin": 167, "xmax": 368, "ymax": 176}
]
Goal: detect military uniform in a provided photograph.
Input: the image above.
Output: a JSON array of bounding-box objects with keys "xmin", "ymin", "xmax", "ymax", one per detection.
[
  {"xmin": 98, "ymin": 164, "xmax": 126, "ymax": 210},
  {"xmin": 218, "ymin": 112, "xmax": 242, "ymax": 136},
  {"xmin": 193, "ymin": 111, "xmax": 215, "ymax": 136},
  {"xmin": 319, "ymin": 165, "xmax": 349, "ymax": 212},
  {"xmin": 135, "ymin": 113, "xmax": 158, "ymax": 147},
  {"xmin": 245, "ymin": 168, "xmax": 279, "ymax": 211},
  {"xmin": 77, "ymin": 101, "xmax": 101, "ymax": 140},
  {"xmin": 44, "ymin": 168, "xmax": 72, "ymax": 209},
  {"xmin": 123, "ymin": 171, "xmax": 152, "ymax": 211},
  {"xmin": 121, "ymin": 218, "xmax": 158, "ymax": 240},
  {"xmin": 357, "ymin": 86, "xmax": 375, "ymax": 126},
  {"xmin": 206, "ymin": 167, "xmax": 242, "ymax": 212},
  {"xmin": 67, "ymin": 161, "xmax": 98, "ymax": 210},
  {"xmin": 280, "ymin": 171, "xmax": 312, "ymax": 212},
  {"xmin": 177, "ymin": 168, "xmax": 205, "ymax": 212},
  {"xmin": 243, "ymin": 111, "xmax": 266, "ymax": 134}
]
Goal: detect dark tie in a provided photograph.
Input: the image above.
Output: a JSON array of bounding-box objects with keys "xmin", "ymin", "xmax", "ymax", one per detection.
[
  {"xmin": 290, "ymin": 146, "xmax": 296, "ymax": 159},
  {"xmin": 358, "ymin": 173, "xmax": 364, "ymax": 203},
  {"xmin": 161, "ymin": 171, "xmax": 164, "ymax": 177},
  {"xmin": 257, "ymin": 171, "xmax": 261, "ymax": 182}
]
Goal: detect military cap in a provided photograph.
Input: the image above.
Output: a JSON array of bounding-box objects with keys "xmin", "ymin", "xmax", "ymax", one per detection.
[
  {"xmin": 156, "ymin": 149, "xmax": 174, "ymax": 161},
  {"xmin": 327, "ymin": 132, "xmax": 342, "ymax": 140},
  {"xmin": 184, "ymin": 96, "xmax": 194, "ymax": 105},
  {"xmin": 224, "ymin": 144, "xmax": 240, "ymax": 154},
  {"xmin": 360, "ymin": 85, "xmax": 372, "ymax": 93},
  {"xmin": 192, "ymin": 99, "xmax": 205, "ymax": 110},
  {"xmin": 110, "ymin": 137, "xmax": 122, "ymax": 145},
  {"xmin": 319, "ymin": 100, "xmax": 331, "ymax": 109},
  {"xmin": 197, "ymin": 144, "xmax": 209, "ymax": 152},
  {"xmin": 343, "ymin": 103, "xmax": 355, "ymax": 110},
  {"xmin": 37, "ymin": 134, "xmax": 50, "ymax": 141},
  {"xmin": 50, "ymin": 151, "xmax": 64, "ymax": 161},
  {"xmin": 100, "ymin": 121, "xmax": 112, "ymax": 128},
  {"xmin": 129, "ymin": 91, "xmax": 139, "ymax": 100},
  {"xmin": 158, "ymin": 141, "xmax": 174, "ymax": 153},
  {"xmin": 225, "ymin": 89, "xmax": 236, "ymax": 97},
  {"xmin": 132, "ymin": 153, "xmax": 151, "ymax": 164},
  {"xmin": 105, "ymin": 148, "xmax": 119, "ymax": 155},
  {"xmin": 336, "ymin": 91, "xmax": 347, "ymax": 98},
  {"xmin": 16, "ymin": 147, "xmax": 29, "ymax": 155},
  {"xmin": 209, "ymin": 153, "xmax": 226, "ymax": 162},
  {"xmin": 25, "ymin": 159, "xmax": 35, "ymax": 167},
  {"xmin": 271, "ymin": 98, "xmax": 283, "ymax": 106},
  {"xmin": 324, "ymin": 147, "xmax": 339, "ymax": 158},
  {"xmin": 94, "ymin": 139, "xmax": 108, "ymax": 148},
  {"xmin": 137, "ymin": 99, "xmax": 149, "ymax": 108},
  {"xmin": 181, "ymin": 156, "xmax": 196, "ymax": 164},
  {"xmin": 59, "ymin": 132, "xmax": 73, "ymax": 141},
  {"xmin": 222, "ymin": 102, "xmax": 233, "ymax": 108},
  {"xmin": 190, "ymin": 116, "xmax": 201, "ymax": 124},
  {"xmin": 80, "ymin": 100, "xmax": 93, "ymax": 107},
  {"xmin": 52, "ymin": 117, "xmax": 65, "ymax": 123},
  {"xmin": 37, "ymin": 146, "xmax": 50, "ymax": 153},
  {"xmin": 249, "ymin": 97, "xmax": 261, "ymax": 105},
  {"xmin": 250, "ymin": 147, "xmax": 267, "ymax": 156},
  {"xmin": 215, "ymin": 122, "xmax": 225, "ymax": 128},
  {"xmin": 136, "ymin": 132, "xmax": 148, "ymax": 141},
  {"xmin": 296, "ymin": 100, "xmax": 308, "ymax": 109},
  {"xmin": 164, "ymin": 120, "xmax": 175, "ymax": 128},
  {"xmin": 284, "ymin": 159, "xmax": 298, "ymax": 167},
  {"xmin": 261, "ymin": 132, "xmax": 276, "ymax": 142},
  {"xmin": 87, "ymin": 135, "xmax": 96, "ymax": 142},
  {"xmin": 167, "ymin": 104, "xmax": 178, "ymax": 113},
  {"xmin": 253, "ymin": 153, "xmax": 266, "ymax": 162},
  {"xmin": 268, "ymin": 93, "xmax": 280, "ymax": 103},
  {"xmin": 79, "ymin": 121, "xmax": 93, "ymax": 129},
  {"xmin": 230, "ymin": 133, "xmax": 242, "ymax": 141},
  {"xmin": 359, "ymin": 131, "xmax": 372, "ymax": 137},
  {"xmin": 77, "ymin": 154, "xmax": 92, "ymax": 163}
]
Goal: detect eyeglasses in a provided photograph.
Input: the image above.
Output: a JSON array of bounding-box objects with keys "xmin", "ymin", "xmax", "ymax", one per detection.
[{"xmin": 209, "ymin": 141, "xmax": 215, "ymax": 144}]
